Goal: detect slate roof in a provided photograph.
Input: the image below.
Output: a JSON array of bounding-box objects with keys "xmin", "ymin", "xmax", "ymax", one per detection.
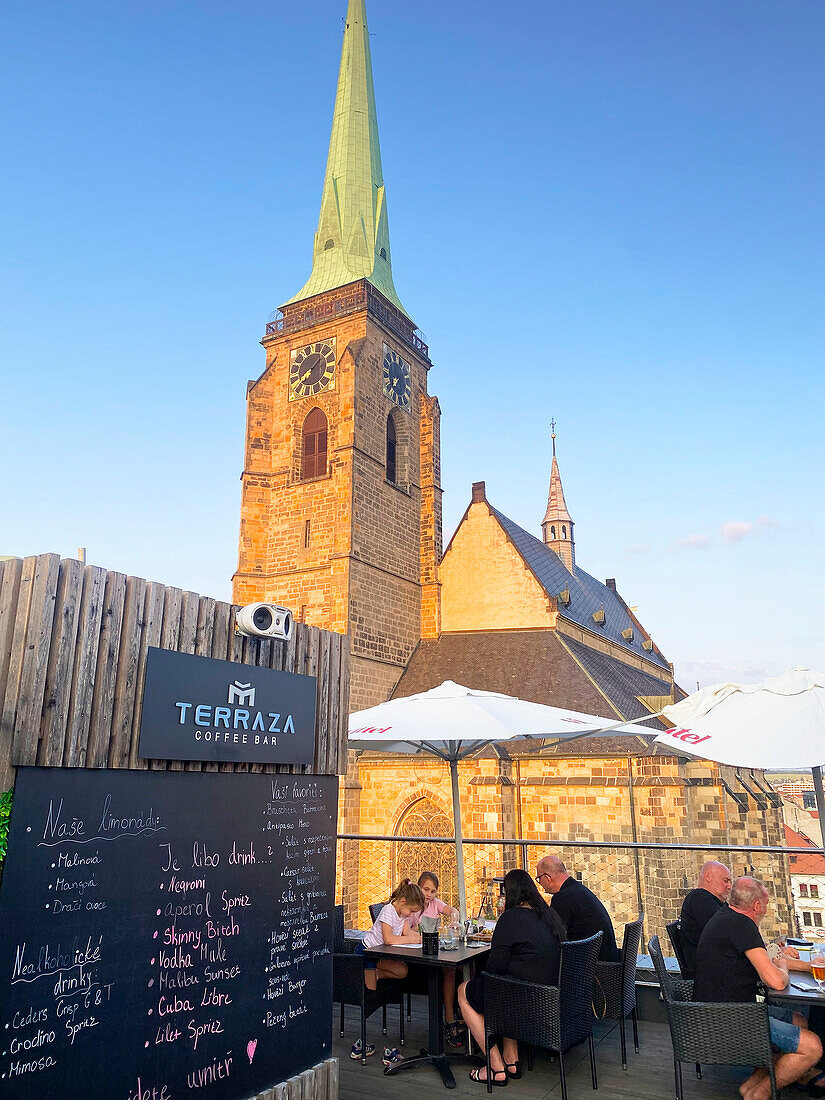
[
  {"xmin": 490, "ymin": 506, "xmax": 670, "ymax": 672},
  {"xmin": 558, "ymin": 635, "xmax": 680, "ymax": 726},
  {"xmin": 392, "ymin": 630, "xmax": 674, "ymax": 755}
]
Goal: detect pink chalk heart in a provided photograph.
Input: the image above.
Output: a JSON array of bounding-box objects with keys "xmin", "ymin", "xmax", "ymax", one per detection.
[{"xmin": 247, "ymin": 1039, "xmax": 257, "ymax": 1064}]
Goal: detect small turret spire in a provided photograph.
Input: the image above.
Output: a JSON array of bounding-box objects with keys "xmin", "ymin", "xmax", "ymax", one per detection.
[
  {"xmin": 541, "ymin": 422, "xmax": 575, "ymax": 570},
  {"xmin": 286, "ymin": 0, "xmax": 409, "ymax": 318}
]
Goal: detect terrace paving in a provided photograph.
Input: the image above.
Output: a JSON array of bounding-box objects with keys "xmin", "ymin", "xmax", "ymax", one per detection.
[{"xmin": 334, "ymin": 1000, "xmax": 753, "ymax": 1099}]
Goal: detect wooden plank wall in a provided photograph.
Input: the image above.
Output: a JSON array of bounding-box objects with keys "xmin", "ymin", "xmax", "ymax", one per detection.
[
  {"xmin": 254, "ymin": 1057, "xmax": 338, "ymax": 1100},
  {"xmin": 0, "ymin": 553, "xmax": 350, "ymax": 791}
]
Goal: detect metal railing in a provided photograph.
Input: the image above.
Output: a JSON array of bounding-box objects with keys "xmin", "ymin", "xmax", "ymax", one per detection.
[
  {"xmin": 336, "ymin": 833, "xmax": 816, "ymax": 945},
  {"xmin": 264, "ymin": 284, "xmax": 429, "ymax": 358}
]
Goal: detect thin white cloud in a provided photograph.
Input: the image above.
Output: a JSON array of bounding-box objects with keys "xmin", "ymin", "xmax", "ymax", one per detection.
[
  {"xmin": 720, "ymin": 520, "xmax": 753, "ymax": 544},
  {"xmin": 675, "ymin": 658, "xmax": 772, "ymax": 688},
  {"xmin": 671, "ymin": 533, "xmax": 711, "ymax": 551}
]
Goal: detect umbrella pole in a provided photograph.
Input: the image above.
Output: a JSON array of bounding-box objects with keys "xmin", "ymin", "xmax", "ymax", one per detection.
[
  {"xmin": 813, "ymin": 767, "xmax": 825, "ymax": 850},
  {"xmin": 450, "ymin": 758, "xmax": 468, "ymax": 922}
]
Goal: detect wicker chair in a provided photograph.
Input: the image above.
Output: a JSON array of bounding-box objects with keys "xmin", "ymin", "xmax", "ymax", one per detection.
[
  {"xmin": 334, "ymin": 904, "xmax": 355, "ymax": 954},
  {"xmin": 369, "ymin": 901, "xmax": 384, "ymax": 922},
  {"xmin": 333, "ymin": 949, "xmax": 405, "ymax": 1064},
  {"xmin": 648, "ymin": 936, "xmax": 777, "ymax": 1100},
  {"xmin": 480, "ymin": 931, "xmax": 603, "ymax": 1099},
  {"xmin": 666, "ymin": 919, "xmax": 691, "ymax": 977},
  {"xmin": 594, "ymin": 916, "xmax": 643, "ymax": 1069}
]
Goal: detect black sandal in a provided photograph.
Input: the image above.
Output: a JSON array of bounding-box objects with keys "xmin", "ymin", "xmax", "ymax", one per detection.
[
  {"xmin": 469, "ymin": 1067, "xmax": 508, "ymax": 1087},
  {"xmin": 445, "ymin": 1020, "xmax": 466, "ymax": 1047},
  {"xmin": 505, "ymin": 1062, "xmax": 522, "ymax": 1080}
]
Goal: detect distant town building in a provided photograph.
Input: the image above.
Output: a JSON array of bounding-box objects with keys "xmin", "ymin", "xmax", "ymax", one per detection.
[{"xmin": 786, "ymin": 824, "xmax": 825, "ymax": 935}]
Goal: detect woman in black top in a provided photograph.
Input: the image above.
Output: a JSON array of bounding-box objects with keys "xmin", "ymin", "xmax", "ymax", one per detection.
[{"xmin": 458, "ymin": 868, "xmax": 566, "ymax": 1086}]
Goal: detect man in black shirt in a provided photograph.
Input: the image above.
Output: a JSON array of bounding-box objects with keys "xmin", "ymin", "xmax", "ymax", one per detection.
[
  {"xmin": 679, "ymin": 859, "xmax": 732, "ymax": 977},
  {"xmin": 536, "ymin": 854, "xmax": 619, "ymax": 961},
  {"xmin": 695, "ymin": 876, "xmax": 821, "ymax": 1100}
]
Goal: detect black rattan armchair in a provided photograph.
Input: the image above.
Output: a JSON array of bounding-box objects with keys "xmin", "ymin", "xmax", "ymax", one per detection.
[
  {"xmin": 594, "ymin": 916, "xmax": 643, "ymax": 1069},
  {"xmin": 480, "ymin": 931, "xmax": 603, "ymax": 1099},
  {"xmin": 368, "ymin": 901, "xmax": 383, "ymax": 922},
  {"xmin": 333, "ymin": 950, "xmax": 405, "ymax": 1064},
  {"xmin": 648, "ymin": 936, "xmax": 777, "ymax": 1100},
  {"xmin": 666, "ymin": 919, "xmax": 691, "ymax": 977}
]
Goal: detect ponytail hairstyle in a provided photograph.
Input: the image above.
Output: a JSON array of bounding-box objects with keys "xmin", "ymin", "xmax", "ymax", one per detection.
[
  {"xmin": 389, "ymin": 878, "xmax": 425, "ymax": 911},
  {"xmin": 418, "ymin": 871, "xmax": 439, "ymax": 891},
  {"xmin": 503, "ymin": 868, "xmax": 566, "ymax": 941}
]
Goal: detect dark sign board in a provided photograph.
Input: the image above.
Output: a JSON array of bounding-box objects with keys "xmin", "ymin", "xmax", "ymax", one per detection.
[
  {"xmin": 138, "ymin": 647, "xmax": 316, "ymax": 765},
  {"xmin": 0, "ymin": 767, "xmax": 337, "ymax": 1100}
]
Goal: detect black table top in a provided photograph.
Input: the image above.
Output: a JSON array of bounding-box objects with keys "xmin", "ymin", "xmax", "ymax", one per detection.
[
  {"xmin": 363, "ymin": 941, "xmax": 491, "ymax": 968},
  {"xmin": 768, "ymin": 971, "xmax": 825, "ymax": 1007}
]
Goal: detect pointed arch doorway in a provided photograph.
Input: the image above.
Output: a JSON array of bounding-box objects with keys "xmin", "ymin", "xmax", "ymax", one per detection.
[{"xmin": 394, "ymin": 797, "xmax": 458, "ymax": 911}]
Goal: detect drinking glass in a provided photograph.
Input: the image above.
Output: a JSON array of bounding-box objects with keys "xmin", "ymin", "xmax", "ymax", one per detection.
[{"xmin": 811, "ymin": 944, "xmax": 825, "ymax": 992}]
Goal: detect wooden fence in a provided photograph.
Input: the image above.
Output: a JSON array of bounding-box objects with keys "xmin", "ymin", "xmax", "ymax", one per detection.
[{"xmin": 0, "ymin": 552, "xmax": 349, "ymax": 789}]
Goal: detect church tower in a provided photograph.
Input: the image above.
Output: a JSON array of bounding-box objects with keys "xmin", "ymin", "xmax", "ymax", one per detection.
[
  {"xmin": 233, "ymin": 0, "xmax": 441, "ymax": 711},
  {"xmin": 541, "ymin": 425, "xmax": 575, "ymax": 570}
]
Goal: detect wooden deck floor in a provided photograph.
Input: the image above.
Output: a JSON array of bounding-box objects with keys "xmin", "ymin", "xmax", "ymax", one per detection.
[{"xmin": 333, "ymin": 1001, "xmax": 757, "ymax": 1099}]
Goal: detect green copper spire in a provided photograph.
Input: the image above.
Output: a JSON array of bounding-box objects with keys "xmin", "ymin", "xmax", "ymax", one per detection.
[{"xmin": 286, "ymin": 0, "xmax": 409, "ymax": 318}]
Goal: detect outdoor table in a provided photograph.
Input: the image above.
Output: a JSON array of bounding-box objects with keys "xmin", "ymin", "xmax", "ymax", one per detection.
[
  {"xmin": 364, "ymin": 940, "xmax": 490, "ymax": 1089},
  {"xmin": 767, "ymin": 971, "xmax": 825, "ymax": 1009}
]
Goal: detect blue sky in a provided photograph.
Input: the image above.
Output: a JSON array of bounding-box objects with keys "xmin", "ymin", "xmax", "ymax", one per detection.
[{"xmin": 2, "ymin": 0, "xmax": 823, "ymax": 688}]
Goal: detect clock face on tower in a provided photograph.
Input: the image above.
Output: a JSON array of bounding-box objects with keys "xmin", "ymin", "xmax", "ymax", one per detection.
[
  {"xmin": 289, "ymin": 340, "xmax": 336, "ymax": 400},
  {"xmin": 382, "ymin": 345, "xmax": 411, "ymax": 411}
]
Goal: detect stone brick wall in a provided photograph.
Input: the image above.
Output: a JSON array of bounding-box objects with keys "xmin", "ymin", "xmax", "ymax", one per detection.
[
  {"xmin": 336, "ymin": 753, "xmax": 791, "ymax": 942},
  {"xmin": 233, "ymin": 281, "xmax": 442, "ymax": 714},
  {"xmin": 440, "ymin": 499, "xmax": 556, "ymax": 632}
]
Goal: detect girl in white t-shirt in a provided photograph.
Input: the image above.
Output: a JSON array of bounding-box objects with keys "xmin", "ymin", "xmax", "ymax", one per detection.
[{"xmin": 359, "ymin": 879, "xmax": 424, "ymax": 990}]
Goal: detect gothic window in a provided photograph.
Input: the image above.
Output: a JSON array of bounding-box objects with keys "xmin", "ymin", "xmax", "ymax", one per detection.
[
  {"xmin": 394, "ymin": 798, "xmax": 458, "ymax": 910},
  {"xmin": 386, "ymin": 413, "xmax": 397, "ymax": 484},
  {"xmin": 379, "ymin": 247, "xmax": 388, "ymax": 260},
  {"xmin": 550, "ymin": 525, "xmax": 556, "ymax": 539},
  {"xmin": 324, "ymin": 238, "xmax": 335, "ymax": 250},
  {"xmin": 301, "ymin": 408, "xmax": 328, "ymax": 480},
  {"xmin": 562, "ymin": 525, "xmax": 567, "ymax": 539}
]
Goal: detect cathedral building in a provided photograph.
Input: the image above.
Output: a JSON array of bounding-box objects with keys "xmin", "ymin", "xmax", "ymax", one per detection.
[{"xmin": 234, "ymin": 0, "xmax": 791, "ymax": 940}]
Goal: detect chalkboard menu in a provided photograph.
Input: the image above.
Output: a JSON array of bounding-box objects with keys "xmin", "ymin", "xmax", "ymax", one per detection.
[{"xmin": 0, "ymin": 767, "xmax": 337, "ymax": 1100}]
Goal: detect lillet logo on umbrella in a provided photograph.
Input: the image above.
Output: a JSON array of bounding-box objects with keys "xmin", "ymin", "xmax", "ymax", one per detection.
[{"xmin": 664, "ymin": 727, "xmax": 711, "ymax": 745}]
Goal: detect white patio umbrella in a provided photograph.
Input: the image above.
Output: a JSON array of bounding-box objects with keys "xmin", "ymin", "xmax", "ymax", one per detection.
[
  {"xmin": 656, "ymin": 667, "xmax": 825, "ymax": 824},
  {"xmin": 348, "ymin": 680, "xmax": 655, "ymax": 918}
]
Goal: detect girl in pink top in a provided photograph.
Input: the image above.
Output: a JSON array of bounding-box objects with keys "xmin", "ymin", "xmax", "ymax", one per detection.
[{"xmin": 410, "ymin": 872, "xmax": 464, "ymax": 1046}]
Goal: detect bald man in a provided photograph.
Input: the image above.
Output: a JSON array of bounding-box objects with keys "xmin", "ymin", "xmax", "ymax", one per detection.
[
  {"xmin": 679, "ymin": 860, "xmax": 733, "ymax": 978},
  {"xmin": 536, "ymin": 854, "xmax": 618, "ymax": 961},
  {"xmin": 695, "ymin": 877, "xmax": 821, "ymax": 1100}
]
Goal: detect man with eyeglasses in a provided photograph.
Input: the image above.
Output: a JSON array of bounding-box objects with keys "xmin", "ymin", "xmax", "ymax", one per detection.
[{"xmin": 536, "ymin": 854, "xmax": 619, "ymax": 961}]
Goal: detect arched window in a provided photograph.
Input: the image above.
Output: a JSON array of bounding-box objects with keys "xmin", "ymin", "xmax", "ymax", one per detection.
[
  {"xmin": 379, "ymin": 246, "xmax": 388, "ymax": 260},
  {"xmin": 324, "ymin": 238, "xmax": 335, "ymax": 250},
  {"xmin": 386, "ymin": 413, "xmax": 397, "ymax": 484},
  {"xmin": 301, "ymin": 408, "xmax": 328, "ymax": 480},
  {"xmin": 394, "ymin": 798, "xmax": 458, "ymax": 909},
  {"xmin": 550, "ymin": 525, "xmax": 556, "ymax": 539},
  {"xmin": 562, "ymin": 525, "xmax": 567, "ymax": 539}
]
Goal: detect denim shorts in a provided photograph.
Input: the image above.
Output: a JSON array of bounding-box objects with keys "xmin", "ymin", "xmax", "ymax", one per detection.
[
  {"xmin": 355, "ymin": 940, "xmax": 377, "ymax": 970},
  {"xmin": 767, "ymin": 1006, "xmax": 801, "ymax": 1054}
]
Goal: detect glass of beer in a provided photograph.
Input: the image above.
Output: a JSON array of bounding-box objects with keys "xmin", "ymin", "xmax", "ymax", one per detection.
[{"xmin": 811, "ymin": 945, "xmax": 825, "ymax": 991}]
